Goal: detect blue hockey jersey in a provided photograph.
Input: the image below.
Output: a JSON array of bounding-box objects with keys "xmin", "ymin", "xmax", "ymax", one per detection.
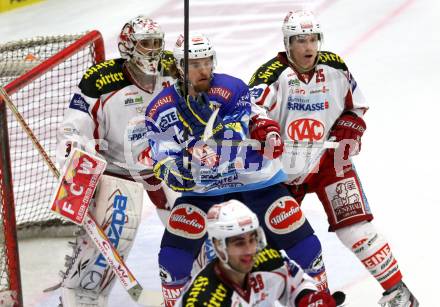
[{"xmin": 145, "ymin": 73, "xmax": 286, "ymax": 196}]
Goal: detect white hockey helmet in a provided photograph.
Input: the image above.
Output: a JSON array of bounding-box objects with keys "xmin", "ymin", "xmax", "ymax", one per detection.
[
  {"xmin": 282, "ymin": 10, "xmax": 323, "ymax": 58},
  {"xmin": 118, "ymin": 15, "xmax": 165, "ymax": 75},
  {"xmin": 173, "ymin": 33, "xmax": 217, "ymax": 75},
  {"xmin": 207, "ymin": 200, "xmax": 267, "ymax": 263}
]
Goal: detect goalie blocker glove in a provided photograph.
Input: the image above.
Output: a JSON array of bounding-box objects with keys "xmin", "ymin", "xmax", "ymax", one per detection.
[
  {"xmin": 329, "ymin": 111, "xmax": 366, "ymax": 159},
  {"xmin": 250, "ymin": 116, "xmax": 284, "ymax": 159},
  {"xmin": 176, "ymin": 92, "xmax": 223, "ymax": 138},
  {"xmin": 153, "ymin": 157, "xmax": 196, "ymax": 192}
]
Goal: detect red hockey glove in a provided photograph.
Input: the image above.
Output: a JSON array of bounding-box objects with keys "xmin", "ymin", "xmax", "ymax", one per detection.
[
  {"xmin": 298, "ymin": 291, "xmax": 336, "ymax": 307},
  {"xmin": 250, "ymin": 116, "xmax": 284, "ymax": 159},
  {"xmin": 329, "ymin": 112, "xmax": 366, "ymax": 159}
]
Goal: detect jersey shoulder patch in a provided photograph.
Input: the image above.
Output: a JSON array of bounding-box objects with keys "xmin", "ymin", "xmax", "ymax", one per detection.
[
  {"xmin": 252, "ymin": 247, "xmax": 285, "ymax": 272},
  {"xmin": 180, "ymin": 261, "xmax": 232, "ymax": 306},
  {"xmin": 248, "ymin": 55, "xmax": 288, "ymax": 87},
  {"xmin": 318, "ymin": 51, "xmax": 348, "ymax": 71},
  {"xmin": 79, "ymin": 58, "xmax": 131, "ymax": 98}
]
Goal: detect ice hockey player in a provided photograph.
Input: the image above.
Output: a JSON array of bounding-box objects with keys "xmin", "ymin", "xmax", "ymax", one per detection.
[
  {"xmin": 54, "ymin": 16, "xmax": 175, "ymax": 306},
  {"xmin": 145, "ymin": 32, "xmax": 335, "ymax": 306},
  {"xmin": 176, "ymin": 199, "xmax": 337, "ymax": 307},
  {"xmin": 248, "ymin": 9, "xmax": 418, "ymax": 307}
]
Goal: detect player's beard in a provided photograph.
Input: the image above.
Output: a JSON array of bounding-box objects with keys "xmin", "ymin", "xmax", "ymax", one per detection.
[{"xmin": 192, "ymin": 76, "xmax": 211, "ymax": 93}]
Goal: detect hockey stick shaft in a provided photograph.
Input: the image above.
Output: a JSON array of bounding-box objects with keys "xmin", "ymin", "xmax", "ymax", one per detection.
[
  {"xmin": 182, "ymin": 0, "xmax": 190, "ymax": 169},
  {"xmin": 0, "ymin": 86, "xmax": 157, "ymax": 305},
  {"xmin": 203, "ymin": 138, "xmax": 338, "ymax": 149},
  {"xmin": 0, "ymin": 86, "xmax": 59, "ymax": 177}
]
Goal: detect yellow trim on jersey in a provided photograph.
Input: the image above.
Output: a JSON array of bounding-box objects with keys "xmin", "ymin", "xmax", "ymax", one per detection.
[{"xmin": 0, "ymin": 0, "xmax": 44, "ymax": 12}]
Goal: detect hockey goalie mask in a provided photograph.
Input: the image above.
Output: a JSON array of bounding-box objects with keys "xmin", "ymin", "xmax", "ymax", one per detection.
[
  {"xmin": 207, "ymin": 200, "xmax": 267, "ymax": 265},
  {"xmin": 173, "ymin": 33, "xmax": 217, "ymax": 78},
  {"xmin": 282, "ymin": 9, "xmax": 323, "ymax": 71},
  {"xmin": 118, "ymin": 15, "xmax": 164, "ymax": 76}
]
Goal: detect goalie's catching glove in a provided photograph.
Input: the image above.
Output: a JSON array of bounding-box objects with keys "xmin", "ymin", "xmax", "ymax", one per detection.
[
  {"xmin": 250, "ymin": 116, "xmax": 284, "ymax": 159},
  {"xmin": 153, "ymin": 157, "xmax": 195, "ymax": 192},
  {"xmin": 329, "ymin": 111, "xmax": 366, "ymax": 159},
  {"xmin": 176, "ymin": 93, "xmax": 223, "ymax": 138}
]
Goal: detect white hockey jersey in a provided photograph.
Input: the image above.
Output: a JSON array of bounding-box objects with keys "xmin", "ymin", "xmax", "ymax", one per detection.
[
  {"xmin": 249, "ymin": 51, "xmax": 368, "ymax": 183},
  {"xmin": 175, "ymin": 247, "xmax": 317, "ymax": 307},
  {"xmin": 56, "ymin": 53, "xmax": 175, "ymax": 178}
]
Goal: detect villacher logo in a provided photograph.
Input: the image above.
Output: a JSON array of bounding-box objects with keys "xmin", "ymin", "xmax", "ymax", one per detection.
[
  {"xmin": 167, "ymin": 205, "xmax": 207, "ymax": 239},
  {"xmin": 264, "ymin": 197, "xmax": 305, "ymax": 234}
]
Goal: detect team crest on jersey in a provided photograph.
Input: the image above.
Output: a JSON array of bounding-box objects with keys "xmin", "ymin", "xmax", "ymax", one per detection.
[
  {"xmin": 325, "ymin": 177, "xmax": 366, "ymax": 223},
  {"xmin": 264, "ymin": 197, "xmax": 305, "ymax": 234},
  {"xmin": 167, "ymin": 204, "xmax": 207, "ymax": 239},
  {"xmin": 69, "ymin": 93, "xmax": 90, "ymax": 114},
  {"xmin": 287, "ymin": 118, "xmax": 325, "ymax": 141}
]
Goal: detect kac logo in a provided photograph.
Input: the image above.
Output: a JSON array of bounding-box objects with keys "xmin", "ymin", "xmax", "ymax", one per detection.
[{"xmin": 287, "ymin": 118, "xmax": 325, "ymax": 141}]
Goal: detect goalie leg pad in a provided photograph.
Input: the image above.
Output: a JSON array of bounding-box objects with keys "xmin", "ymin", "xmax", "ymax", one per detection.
[
  {"xmin": 335, "ymin": 221, "xmax": 402, "ymax": 290},
  {"xmin": 60, "ymin": 175, "xmax": 144, "ymax": 306}
]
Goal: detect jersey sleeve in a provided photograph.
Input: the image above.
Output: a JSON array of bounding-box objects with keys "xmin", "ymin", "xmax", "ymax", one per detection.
[
  {"xmin": 248, "ymin": 56, "xmax": 287, "ymax": 112},
  {"xmin": 56, "ymin": 58, "xmax": 130, "ymax": 169},
  {"xmin": 345, "ymin": 69, "xmax": 369, "ymax": 117},
  {"xmin": 55, "ymin": 86, "xmax": 104, "ymax": 169},
  {"xmin": 319, "ymin": 51, "xmax": 369, "ymax": 118},
  {"xmin": 144, "ymin": 90, "xmax": 183, "ymax": 166},
  {"xmin": 278, "ymin": 255, "xmax": 318, "ymax": 306},
  {"xmin": 217, "ymin": 81, "xmax": 252, "ymax": 141}
]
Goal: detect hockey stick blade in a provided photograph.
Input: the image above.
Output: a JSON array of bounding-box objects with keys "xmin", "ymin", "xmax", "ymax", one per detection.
[
  {"xmin": 136, "ymin": 288, "xmax": 165, "ymax": 307},
  {"xmin": 84, "ymin": 214, "xmax": 162, "ymax": 306},
  {"xmin": 202, "ymin": 107, "xmax": 220, "ymax": 142}
]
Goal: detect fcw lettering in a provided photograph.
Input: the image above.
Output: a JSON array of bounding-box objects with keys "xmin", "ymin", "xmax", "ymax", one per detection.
[{"xmin": 287, "ymin": 118, "xmax": 324, "ymax": 141}]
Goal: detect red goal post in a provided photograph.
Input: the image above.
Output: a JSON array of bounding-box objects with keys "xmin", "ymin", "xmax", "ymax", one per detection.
[{"xmin": 0, "ymin": 31, "xmax": 105, "ymax": 306}]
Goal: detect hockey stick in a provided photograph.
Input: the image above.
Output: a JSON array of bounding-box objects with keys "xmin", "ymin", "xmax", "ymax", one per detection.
[
  {"xmin": 201, "ymin": 106, "xmax": 338, "ymax": 149},
  {"xmin": 182, "ymin": 0, "xmax": 190, "ymax": 169},
  {"xmin": 203, "ymin": 138, "xmax": 338, "ymax": 149},
  {"xmin": 0, "ymin": 86, "xmax": 162, "ymax": 306}
]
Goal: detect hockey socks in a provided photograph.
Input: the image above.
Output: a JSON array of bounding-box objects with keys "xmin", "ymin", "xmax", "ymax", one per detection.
[{"xmin": 285, "ymin": 234, "xmax": 329, "ymax": 291}]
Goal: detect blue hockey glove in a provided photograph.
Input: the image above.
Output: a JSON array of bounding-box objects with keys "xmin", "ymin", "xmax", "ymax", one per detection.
[
  {"xmin": 153, "ymin": 157, "xmax": 195, "ymax": 192},
  {"xmin": 176, "ymin": 93, "xmax": 223, "ymax": 138}
]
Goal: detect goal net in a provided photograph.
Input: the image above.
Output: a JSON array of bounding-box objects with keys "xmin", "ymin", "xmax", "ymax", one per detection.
[{"xmin": 0, "ymin": 31, "xmax": 105, "ymax": 306}]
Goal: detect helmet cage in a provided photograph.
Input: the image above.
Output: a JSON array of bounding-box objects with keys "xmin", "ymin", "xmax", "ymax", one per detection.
[{"xmin": 118, "ymin": 16, "xmax": 164, "ymax": 75}]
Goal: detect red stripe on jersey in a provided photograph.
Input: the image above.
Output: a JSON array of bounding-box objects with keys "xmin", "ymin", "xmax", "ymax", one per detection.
[
  {"xmin": 91, "ymin": 98, "xmax": 101, "ymax": 152},
  {"xmin": 258, "ymin": 86, "xmax": 271, "ymax": 106},
  {"xmin": 101, "ymin": 90, "xmax": 118, "ymax": 108},
  {"xmin": 344, "ymin": 89, "xmax": 354, "ymax": 110},
  {"xmin": 269, "ymin": 101, "xmax": 278, "ymax": 112}
]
